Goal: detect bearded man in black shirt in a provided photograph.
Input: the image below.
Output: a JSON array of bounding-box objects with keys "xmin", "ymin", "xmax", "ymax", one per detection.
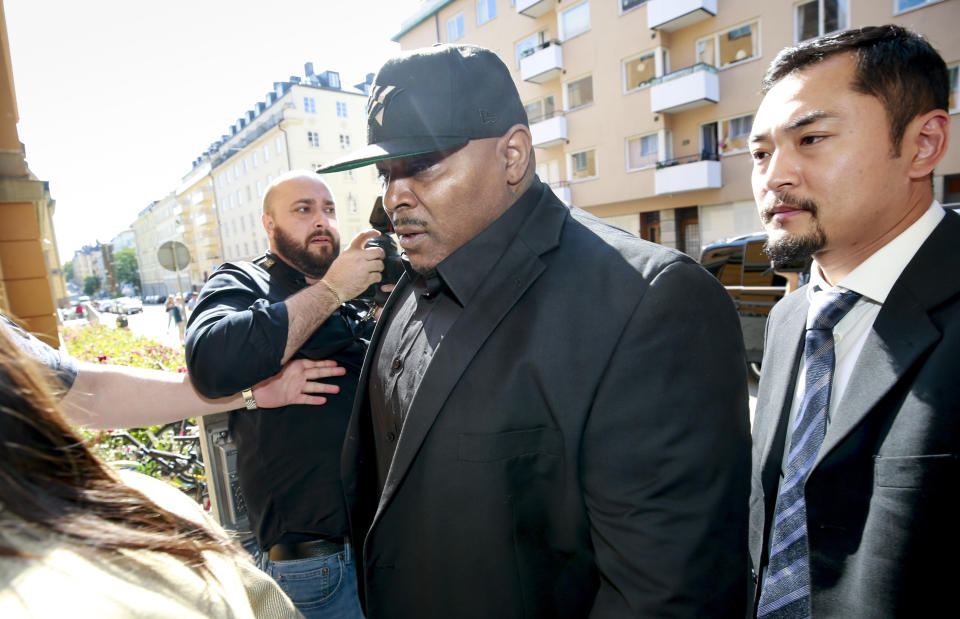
[{"xmin": 186, "ymin": 171, "xmax": 384, "ymax": 618}]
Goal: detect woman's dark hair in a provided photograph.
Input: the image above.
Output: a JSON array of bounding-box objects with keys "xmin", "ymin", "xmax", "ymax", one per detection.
[
  {"xmin": 761, "ymin": 24, "xmax": 949, "ymax": 155},
  {"xmin": 0, "ymin": 325, "xmax": 239, "ymax": 566}
]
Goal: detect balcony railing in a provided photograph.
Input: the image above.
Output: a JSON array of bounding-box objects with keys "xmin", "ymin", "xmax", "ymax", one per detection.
[
  {"xmin": 654, "ymin": 152, "xmax": 722, "ymax": 194},
  {"xmin": 520, "ymin": 40, "xmax": 563, "ymax": 84},
  {"xmin": 516, "ymin": 0, "xmax": 557, "ymax": 18},
  {"xmin": 548, "ymin": 180, "xmax": 572, "ymax": 205},
  {"xmin": 650, "ymin": 63, "xmax": 719, "ymax": 113},
  {"xmin": 530, "ymin": 111, "xmax": 567, "ymax": 148},
  {"xmin": 647, "ymin": 0, "xmax": 717, "ymax": 32}
]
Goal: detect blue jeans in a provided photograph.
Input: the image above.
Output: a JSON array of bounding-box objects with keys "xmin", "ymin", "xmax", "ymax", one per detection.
[{"xmin": 257, "ymin": 541, "xmax": 364, "ymax": 618}]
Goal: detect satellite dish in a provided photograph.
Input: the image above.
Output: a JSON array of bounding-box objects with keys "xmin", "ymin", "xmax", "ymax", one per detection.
[{"xmin": 157, "ymin": 241, "xmax": 191, "ymax": 272}]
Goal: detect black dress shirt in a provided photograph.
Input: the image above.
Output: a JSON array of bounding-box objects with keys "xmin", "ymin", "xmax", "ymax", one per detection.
[
  {"xmin": 2, "ymin": 312, "xmax": 77, "ymax": 391},
  {"xmin": 186, "ymin": 252, "xmax": 372, "ymax": 549},
  {"xmin": 369, "ymin": 180, "xmax": 544, "ymax": 489}
]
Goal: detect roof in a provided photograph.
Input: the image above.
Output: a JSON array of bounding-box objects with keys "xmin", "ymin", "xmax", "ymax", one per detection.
[{"xmin": 393, "ymin": 0, "xmax": 455, "ymax": 41}]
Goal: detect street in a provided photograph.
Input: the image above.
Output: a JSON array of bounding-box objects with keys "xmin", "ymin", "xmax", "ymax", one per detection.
[{"xmin": 81, "ymin": 302, "xmax": 185, "ymax": 350}]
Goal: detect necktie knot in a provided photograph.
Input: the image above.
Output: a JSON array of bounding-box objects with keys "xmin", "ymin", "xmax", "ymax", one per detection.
[{"xmin": 807, "ymin": 289, "xmax": 862, "ymax": 331}]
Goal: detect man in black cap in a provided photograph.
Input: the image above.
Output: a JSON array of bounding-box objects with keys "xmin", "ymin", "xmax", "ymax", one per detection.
[{"xmin": 318, "ymin": 44, "xmax": 750, "ymax": 618}]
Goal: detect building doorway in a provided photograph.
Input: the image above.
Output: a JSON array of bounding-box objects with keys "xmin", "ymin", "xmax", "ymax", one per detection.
[
  {"xmin": 641, "ymin": 211, "xmax": 660, "ymax": 244},
  {"xmin": 676, "ymin": 206, "xmax": 700, "ymax": 256}
]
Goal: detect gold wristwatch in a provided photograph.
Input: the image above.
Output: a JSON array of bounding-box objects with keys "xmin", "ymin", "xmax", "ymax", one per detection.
[{"xmin": 241, "ymin": 387, "xmax": 258, "ymax": 410}]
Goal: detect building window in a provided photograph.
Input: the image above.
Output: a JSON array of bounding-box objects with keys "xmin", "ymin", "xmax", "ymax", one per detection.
[
  {"xmin": 515, "ymin": 31, "xmax": 543, "ymax": 68},
  {"xmin": 242, "ymin": 158, "xmax": 249, "ymax": 173},
  {"xmin": 895, "ymin": 0, "xmax": 943, "ymax": 12},
  {"xmin": 275, "ymin": 136, "xmax": 284, "ymax": 154},
  {"xmin": 228, "ymin": 195, "xmax": 234, "ymax": 210},
  {"xmin": 336, "ymin": 101, "xmax": 348, "ymax": 118},
  {"xmin": 236, "ymin": 190, "xmax": 243, "ymax": 205},
  {"xmin": 524, "ymin": 95, "xmax": 556, "ymax": 123},
  {"xmin": 620, "ymin": 0, "xmax": 648, "ymax": 12},
  {"xmin": 949, "ymin": 65, "xmax": 959, "ymax": 114},
  {"xmin": 477, "ymin": 0, "xmax": 496, "ymax": 25},
  {"xmin": 627, "ymin": 134, "xmax": 659, "ymax": 170},
  {"xmin": 795, "ymin": 0, "xmax": 848, "ymax": 42},
  {"xmin": 344, "ymin": 170, "xmax": 355, "ymax": 182},
  {"xmin": 719, "ymin": 114, "xmax": 754, "ymax": 154},
  {"xmin": 339, "ymin": 134, "xmax": 351, "ymax": 150},
  {"xmin": 697, "ymin": 21, "xmax": 760, "ymax": 68},
  {"xmin": 252, "ymin": 151, "xmax": 259, "ymax": 168},
  {"xmin": 256, "ymin": 180, "xmax": 263, "ymax": 196},
  {"xmin": 566, "ymin": 75, "xmax": 594, "ymax": 111},
  {"xmin": 347, "ymin": 193, "xmax": 359, "ymax": 214},
  {"xmin": 560, "ymin": 2, "xmax": 590, "ymax": 40},
  {"xmin": 624, "ymin": 51, "xmax": 656, "ymax": 92},
  {"xmin": 240, "ymin": 217, "xmax": 246, "ymax": 232},
  {"xmin": 570, "ymin": 149, "xmax": 597, "ymax": 180},
  {"xmin": 304, "ymin": 97, "xmax": 317, "ymax": 113},
  {"xmin": 447, "ymin": 13, "xmax": 465, "ymax": 41},
  {"xmin": 263, "ymin": 144, "xmax": 270, "ymax": 161},
  {"xmin": 308, "ymin": 131, "xmax": 321, "ymax": 148}
]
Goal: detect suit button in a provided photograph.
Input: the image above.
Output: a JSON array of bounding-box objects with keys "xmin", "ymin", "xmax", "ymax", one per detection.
[
  {"xmin": 751, "ymin": 568, "xmax": 758, "ymax": 583},
  {"xmin": 391, "ymin": 358, "xmax": 402, "ymax": 371}
]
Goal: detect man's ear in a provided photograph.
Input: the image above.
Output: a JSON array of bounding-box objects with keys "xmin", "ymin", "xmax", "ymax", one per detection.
[
  {"xmin": 262, "ymin": 212, "xmax": 274, "ymax": 233},
  {"xmin": 906, "ymin": 108, "xmax": 950, "ymax": 180},
  {"xmin": 502, "ymin": 124, "xmax": 533, "ymax": 186}
]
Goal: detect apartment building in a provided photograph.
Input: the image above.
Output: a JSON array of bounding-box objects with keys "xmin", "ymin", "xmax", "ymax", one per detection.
[
  {"xmin": 201, "ymin": 63, "xmax": 382, "ymax": 265},
  {"xmin": 393, "ymin": 0, "xmax": 960, "ymax": 256},
  {"xmin": 132, "ymin": 193, "xmax": 193, "ymax": 297}
]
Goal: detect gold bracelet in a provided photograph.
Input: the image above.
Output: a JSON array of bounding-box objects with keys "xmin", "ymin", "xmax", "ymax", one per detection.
[{"xmin": 319, "ymin": 279, "xmax": 343, "ymax": 306}]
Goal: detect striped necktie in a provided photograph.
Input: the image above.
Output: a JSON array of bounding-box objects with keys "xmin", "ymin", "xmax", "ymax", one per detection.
[{"xmin": 757, "ymin": 289, "xmax": 862, "ymax": 618}]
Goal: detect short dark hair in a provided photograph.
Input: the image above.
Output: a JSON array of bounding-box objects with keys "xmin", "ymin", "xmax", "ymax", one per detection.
[{"xmin": 761, "ymin": 25, "xmax": 949, "ymax": 155}]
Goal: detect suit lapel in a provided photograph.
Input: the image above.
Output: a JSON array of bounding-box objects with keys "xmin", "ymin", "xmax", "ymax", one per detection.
[
  {"xmin": 756, "ymin": 292, "xmax": 807, "ymax": 496},
  {"xmin": 814, "ymin": 212, "xmax": 960, "ymax": 468},
  {"xmin": 370, "ymin": 188, "xmax": 567, "ymax": 528}
]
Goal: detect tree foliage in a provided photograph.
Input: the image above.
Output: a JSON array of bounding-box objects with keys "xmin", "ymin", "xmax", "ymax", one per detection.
[
  {"xmin": 113, "ymin": 247, "xmax": 141, "ymax": 292},
  {"xmin": 83, "ymin": 275, "xmax": 101, "ymax": 296},
  {"xmin": 63, "ymin": 260, "xmax": 74, "ymax": 283}
]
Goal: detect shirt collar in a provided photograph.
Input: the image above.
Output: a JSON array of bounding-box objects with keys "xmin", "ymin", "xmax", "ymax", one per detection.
[
  {"xmin": 808, "ymin": 200, "xmax": 945, "ymax": 304},
  {"xmin": 408, "ymin": 178, "xmax": 544, "ymax": 306},
  {"xmin": 260, "ymin": 251, "xmax": 309, "ymax": 290}
]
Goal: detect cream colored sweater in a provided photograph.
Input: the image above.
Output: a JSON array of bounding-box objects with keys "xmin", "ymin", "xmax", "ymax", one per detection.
[{"xmin": 0, "ymin": 472, "xmax": 301, "ymax": 618}]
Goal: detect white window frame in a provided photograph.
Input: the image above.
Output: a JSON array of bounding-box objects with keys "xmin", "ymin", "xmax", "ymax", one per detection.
[
  {"xmin": 622, "ymin": 50, "xmax": 657, "ymax": 94},
  {"xmin": 559, "ymin": 1, "xmax": 590, "ymax": 41},
  {"xmin": 696, "ymin": 20, "xmax": 761, "ymax": 69},
  {"xmin": 307, "ymin": 131, "xmax": 321, "ymax": 149},
  {"xmin": 714, "ymin": 113, "xmax": 755, "ymax": 156},
  {"xmin": 794, "ymin": 0, "xmax": 849, "ymax": 43},
  {"xmin": 893, "ymin": 0, "xmax": 944, "ymax": 15},
  {"xmin": 447, "ymin": 13, "xmax": 465, "ymax": 42},
  {"xmin": 949, "ymin": 64, "xmax": 959, "ymax": 115},
  {"xmin": 275, "ymin": 136, "xmax": 284, "ymax": 155},
  {"xmin": 568, "ymin": 148, "xmax": 598, "ymax": 181},
  {"xmin": 565, "ymin": 74, "xmax": 594, "ymax": 112},
  {"xmin": 339, "ymin": 134, "xmax": 351, "ymax": 150},
  {"xmin": 252, "ymin": 151, "xmax": 259, "ymax": 168},
  {"xmin": 626, "ymin": 133, "xmax": 660, "ymax": 171},
  {"xmin": 515, "ymin": 31, "xmax": 542, "ymax": 68},
  {"xmin": 619, "ymin": 0, "xmax": 648, "ymax": 14},
  {"xmin": 263, "ymin": 144, "xmax": 270, "ymax": 161},
  {"xmin": 336, "ymin": 101, "xmax": 348, "ymax": 118},
  {"xmin": 304, "ymin": 96, "xmax": 317, "ymax": 114},
  {"xmin": 477, "ymin": 0, "xmax": 496, "ymax": 26}
]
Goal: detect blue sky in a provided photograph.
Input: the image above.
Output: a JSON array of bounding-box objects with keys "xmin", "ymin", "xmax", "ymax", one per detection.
[{"xmin": 4, "ymin": 0, "xmax": 421, "ymax": 260}]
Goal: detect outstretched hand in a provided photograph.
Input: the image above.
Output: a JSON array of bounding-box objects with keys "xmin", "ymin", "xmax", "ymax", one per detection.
[{"xmin": 252, "ymin": 359, "xmax": 346, "ymax": 408}]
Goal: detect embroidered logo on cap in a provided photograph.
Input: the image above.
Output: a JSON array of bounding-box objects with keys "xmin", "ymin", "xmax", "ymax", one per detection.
[
  {"xmin": 367, "ymin": 85, "xmax": 404, "ymax": 129},
  {"xmin": 479, "ymin": 109, "xmax": 498, "ymax": 125}
]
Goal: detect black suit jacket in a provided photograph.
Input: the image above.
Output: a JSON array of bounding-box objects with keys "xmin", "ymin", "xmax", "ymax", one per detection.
[
  {"xmin": 749, "ymin": 210, "xmax": 960, "ymax": 616},
  {"xmin": 344, "ymin": 184, "xmax": 751, "ymax": 618}
]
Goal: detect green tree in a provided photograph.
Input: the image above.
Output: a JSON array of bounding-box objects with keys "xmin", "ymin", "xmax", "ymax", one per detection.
[
  {"xmin": 113, "ymin": 247, "xmax": 141, "ymax": 293},
  {"xmin": 63, "ymin": 260, "xmax": 74, "ymax": 283},
  {"xmin": 83, "ymin": 275, "xmax": 101, "ymax": 297}
]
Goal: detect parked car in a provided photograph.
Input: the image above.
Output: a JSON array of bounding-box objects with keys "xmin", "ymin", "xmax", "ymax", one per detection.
[
  {"xmin": 117, "ymin": 297, "xmax": 143, "ymax": 314},
  {"xmin": 700, "ymin": 232, "xmax": 808, "ymax": 378}
]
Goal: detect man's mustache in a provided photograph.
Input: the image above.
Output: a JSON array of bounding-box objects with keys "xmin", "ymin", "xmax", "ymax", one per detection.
[{"xmin": 761, "ymin": 193, "xmax": 819, "ymax": 223}]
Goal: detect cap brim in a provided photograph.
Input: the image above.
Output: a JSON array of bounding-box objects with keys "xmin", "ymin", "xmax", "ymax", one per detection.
[{"xmin": 315, "ymin": 136, "xmax": 470, "ymax": 174}]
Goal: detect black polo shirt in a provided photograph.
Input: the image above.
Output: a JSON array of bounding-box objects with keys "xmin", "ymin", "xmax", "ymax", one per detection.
[{"xmin": 186, "ymin": 252, "xmax": 372, "ymax": 550}]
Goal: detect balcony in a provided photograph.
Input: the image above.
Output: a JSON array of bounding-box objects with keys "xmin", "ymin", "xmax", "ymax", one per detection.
[
  {"xmin": 654, "ymin": 152, "xmax": 721, "ymax": 194},
  {"xmin": 647, "ymin": 0, "xmax": 716, "ymax": 32},
  {"xmin": 516, "ymin": 0, "xmax": 556, "ymax": 18},
  {"xmin": 549, "ymin": 181, "xmax": 571, "ymax": 205},
  {"xmin": 520, "ymin": 41, "xmax": 563, "ymax": 84},
  {"xmin": 530, "ymin": 112, "xmax": 567, "ymax": 148},
  {"xmin": 650, "ymin": 63, "xmax": 718, "ymax": 113}
]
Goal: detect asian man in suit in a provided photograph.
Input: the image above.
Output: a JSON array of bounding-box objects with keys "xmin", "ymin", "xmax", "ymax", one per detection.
[{"xmin": 748, "ymin": 25, "xmax": 957, "ymax": 617}]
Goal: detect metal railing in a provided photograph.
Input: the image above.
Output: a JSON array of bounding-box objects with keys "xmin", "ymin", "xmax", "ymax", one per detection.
[
  {"xmin": 655, "ymin": 151, "xmax": 720, "ymax": 169},
  {"xmin": 519, "ymin": 39, "xmax": 562, "ymax": 60},
  {"xmin": 527, "ymin": 109, "xmax": 565, "ymax": 124},
  {"xmin": 648, "ymin": 62, "xmax": 717, "ymax": 86}
]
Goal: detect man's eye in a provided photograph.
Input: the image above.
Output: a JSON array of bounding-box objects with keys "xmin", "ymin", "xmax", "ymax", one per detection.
[
  {"xmin": 800, "ymin": 135, "xmax": 825, "ymax": 146},
  {"xmin": 751, "ymin": 150, "xmax": 769, "ymax": 162}
]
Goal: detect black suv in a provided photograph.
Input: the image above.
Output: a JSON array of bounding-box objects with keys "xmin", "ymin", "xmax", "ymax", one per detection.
[{"xmin": 700, "ymin": 233, "xmax": 808, "ymax": 377}]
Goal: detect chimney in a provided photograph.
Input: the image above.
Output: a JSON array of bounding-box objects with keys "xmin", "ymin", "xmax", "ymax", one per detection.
[{"xmin": 304, "ymin": 62, "xmax": 314, "ymax": 76}]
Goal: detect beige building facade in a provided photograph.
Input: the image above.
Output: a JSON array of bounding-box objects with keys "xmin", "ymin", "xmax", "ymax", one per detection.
[{"xmin": 394, "ymin": 0, "xmax": 960, "ymax": 256}]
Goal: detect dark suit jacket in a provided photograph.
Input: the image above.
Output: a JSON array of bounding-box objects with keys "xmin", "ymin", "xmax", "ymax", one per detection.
[
  {"xmin": 749, "ymin": 209, "xmax": 960, "ymax": 616},
  {"xmin": 342, "ymin": 184, "xmax": 751, "ymax": 618}
]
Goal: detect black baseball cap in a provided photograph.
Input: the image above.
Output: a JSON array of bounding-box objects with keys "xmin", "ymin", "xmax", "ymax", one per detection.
[{"xmin": 316, "ymin": 44, "xmax": 528, "ymax": 174}]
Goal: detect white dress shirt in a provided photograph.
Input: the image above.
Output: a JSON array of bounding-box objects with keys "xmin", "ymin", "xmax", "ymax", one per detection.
[{"xmin": 785, "ymin": 201, "xmax": 945, "ymax": 430}]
